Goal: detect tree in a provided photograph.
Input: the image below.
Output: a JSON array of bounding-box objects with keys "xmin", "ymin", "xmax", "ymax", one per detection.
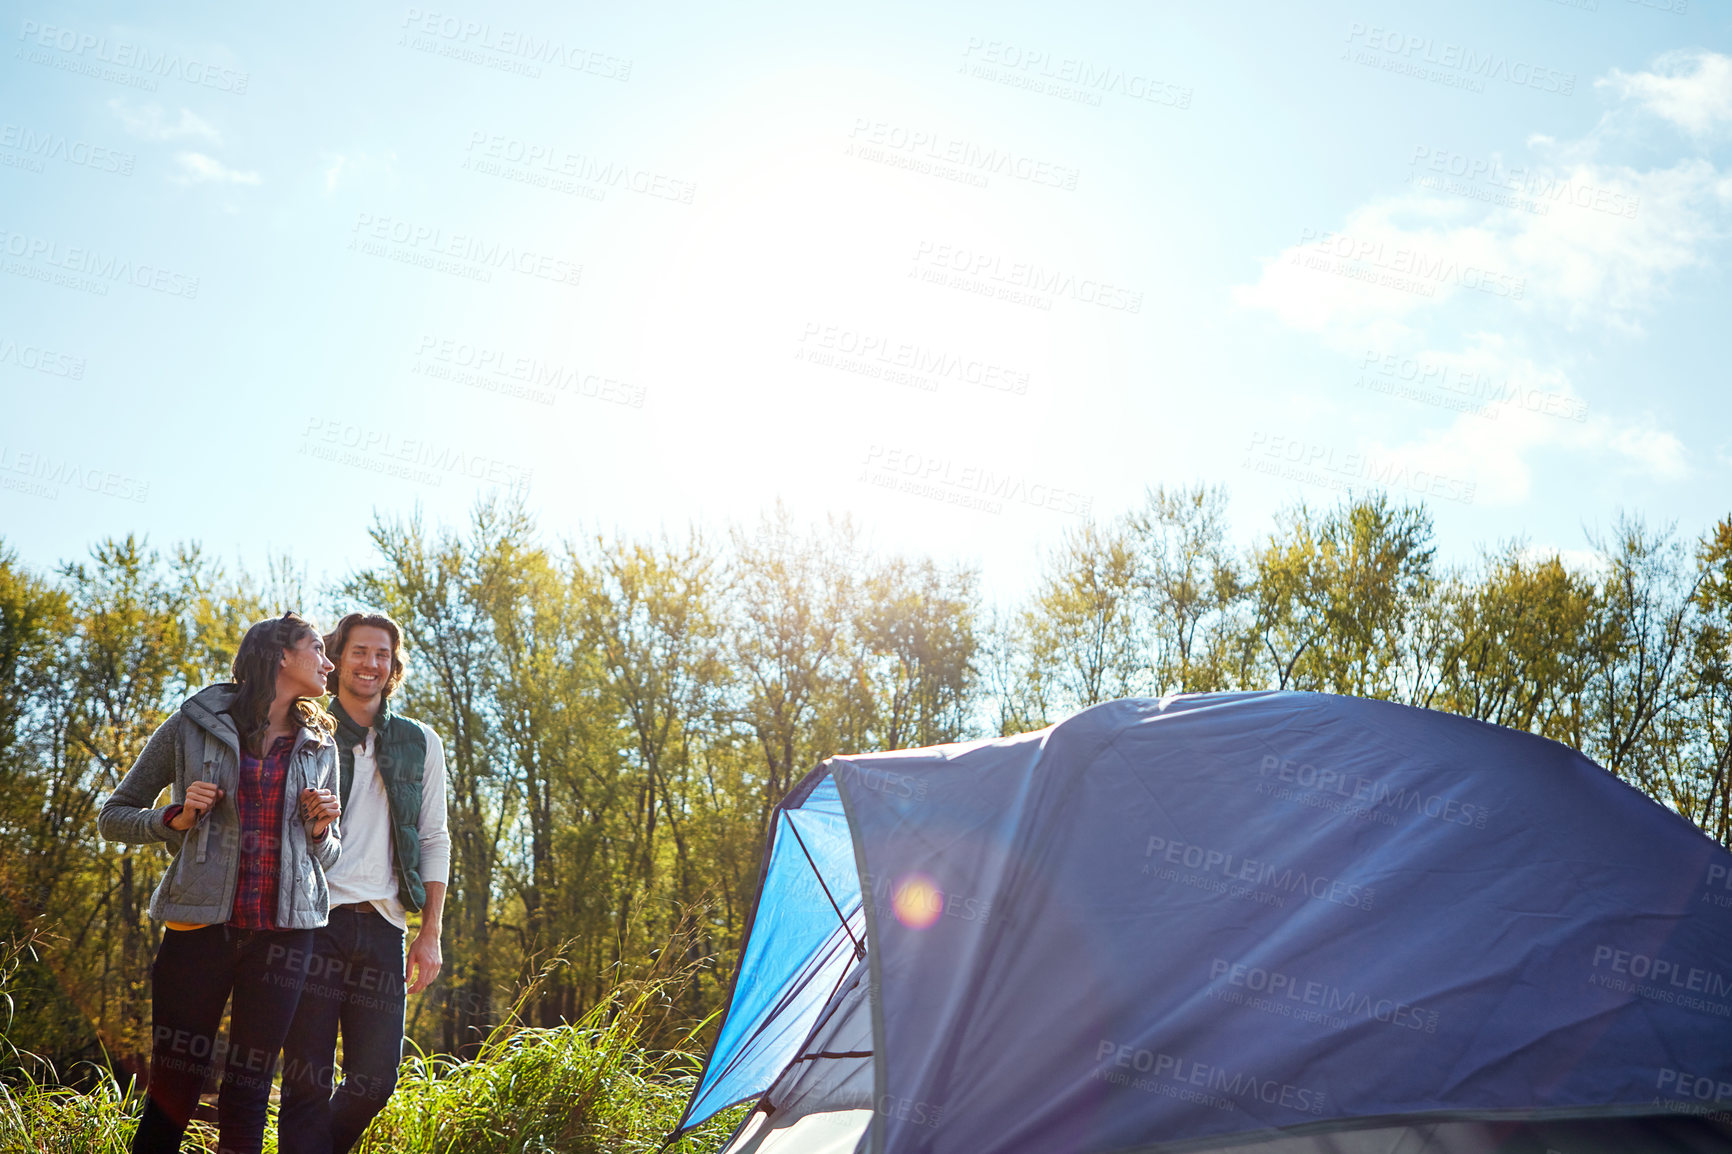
[
  {"xmin": 1128, "ymin": 483, "xmax": 1246, "ymax": 695},
  {"xmin": 0, "ymin": 546, "xmax": 92, "ymax": 1074},
  {"xmin": 56, "ymin": 538, "xmax": 207, "ymax": 1076},
  {"xmin": 1433, "ymin": 545, "xmax": 1596, "ymax": 733},
  {"xmin": 577, "ymin": 527, "xmax": 728, "ymax": 1018},
  {"xmin": 1018, "ymin": 519, "xmax": 1147, "ymax": 713},
  {"xmin": 1645, "ymin": 517, "xmax": 1732, "ymax": 844},
  {"xmin": 1250, "ymin": 495, "xmax": 1435, "ymax": 696},
  {"xmin": 1577, "ymin": 515, "xmax": 1701, "ymax": 789},
  {"xmin": 982, "ymin": 606, "xmax": 1050, "ymax": 736},
  {"xmin": 851, "ymin": 556, "xmax": 979, "ymax": 751},
  {"xmin": 726, "ymin": 509, "xmax": 858, "ymax": 843}
]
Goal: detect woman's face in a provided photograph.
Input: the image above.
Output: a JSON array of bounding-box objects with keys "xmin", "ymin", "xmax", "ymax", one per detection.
[{"xmin": 278, "ymin": 630, "xmax": 335, "ymax": 699}]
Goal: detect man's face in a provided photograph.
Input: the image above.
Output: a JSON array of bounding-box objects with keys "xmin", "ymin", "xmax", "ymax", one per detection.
[{"xmin": 338, "ymin": 625, "xmax": 395, "ymax": 703}]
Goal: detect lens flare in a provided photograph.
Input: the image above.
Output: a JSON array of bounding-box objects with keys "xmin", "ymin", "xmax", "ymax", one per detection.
[{"xmin": 892, "ymin": 873, "xmax": 944, "ymax": 929}]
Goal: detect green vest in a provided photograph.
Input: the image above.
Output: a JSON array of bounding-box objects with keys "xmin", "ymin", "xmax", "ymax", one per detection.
[{"xmin": 331, "ymin": 699, "xmax": 428, "ymax": 913}]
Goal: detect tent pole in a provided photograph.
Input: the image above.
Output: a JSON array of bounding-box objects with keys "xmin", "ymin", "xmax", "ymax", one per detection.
[{"xmin": 786, "ymin": 817, "xmax": 867, "ymax": 961}]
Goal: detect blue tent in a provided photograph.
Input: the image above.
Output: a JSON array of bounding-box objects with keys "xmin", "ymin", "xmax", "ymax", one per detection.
[{"xmin": 672, "ymin": 692, "xmax": 1732, "ymax": 1153}]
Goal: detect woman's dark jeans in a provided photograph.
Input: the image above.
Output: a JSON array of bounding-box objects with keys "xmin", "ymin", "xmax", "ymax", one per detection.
[{"xmin": 131, "ymin": 925, "xmax": 313, "ymax": 1154}]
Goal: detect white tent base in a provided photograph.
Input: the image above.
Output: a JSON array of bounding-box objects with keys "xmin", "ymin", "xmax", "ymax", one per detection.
[
  {"xmin": 718, "ymin": 1111, "xmax": 1731, "ymax": 1154},
  {"xmin": 721, "ymin": 1107, "xmax": 872, "ymax": 1154}
]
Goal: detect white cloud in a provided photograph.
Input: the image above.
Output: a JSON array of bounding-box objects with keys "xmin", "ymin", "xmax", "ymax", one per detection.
[
  {"xmin": 1239, "ymin": 48, "xmax": 1732, "ymax": 342},
  {"xmin": 1352, "ymin": 336, "xmax": 1686, "ymax": 505},
  {"xmin": 1368, "ymin": 403, "xmax": 1686, "ymax": 508},
  {"xmin": 173, "ymin": 152, "xmax": 261, "ymax": 185},
  {"xmin": 1605, "ymin": 422, "xmax": 1687, "ymax": 479},
  {"xmin": 1234, "ymin": 50, "xmax": 1729, "ymax": 501},
  {"xmin": 108, "ymin": 100, "xmax": 220, "ymax": 143},
  {"xmin": 1508, "ymin": 157, "xmax": 1726, "ymax": 329},
  {"xmin": 319, "ymin": 150, "xmax": 397, "ymax": 195},
  {"xmin": 1512, "ymin": 543, "xmax": 1607, "ymax": 577},
  {"xmin": 1599, "ymin": 50, "xmax": 1732, "ymax": 139},
  {"xmin": 1233, "ymin": 198, "xmax": 1504, "ymax": 349},
  {"xmin": 1236, "ymin": 155, "xmax": 1726, "ymax": 343}
]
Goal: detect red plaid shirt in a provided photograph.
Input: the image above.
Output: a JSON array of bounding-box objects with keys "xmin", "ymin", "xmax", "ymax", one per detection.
[{"xmin": 228, "ymin": 734, "xmax": 295, "ymax": 930}]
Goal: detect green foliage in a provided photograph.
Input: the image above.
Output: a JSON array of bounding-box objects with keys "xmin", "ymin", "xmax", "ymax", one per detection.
[
  {"xmin": 1431, "ymin": 545, "xmax": 1596, "ymax": 733},
  {"xmin": 0, "ymin": 923, "xmax": 159, "ymax": 1153},
  {"xmin": 1250, "ymin": 494, "xmax": 1436, "ymax": 696},
  {"xmin": 1017, "ymin": 519, "xmax": 1146, "ymax": 715},
  {"xmin": 355, "ymin": 979, "xmax": 741, "ymax": 1154},
  {"xmin": 1129, "ymin": 483, "xmax": 1245, "ymax": 695},
  {"xmin": 0, "ymin": 1072, "xmax": 161, "ymax": 1154}
]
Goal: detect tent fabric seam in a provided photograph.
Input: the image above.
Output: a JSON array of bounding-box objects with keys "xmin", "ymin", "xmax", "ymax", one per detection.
[{"xmin": 832, "ymin": 758, "xmax": 892, "ymax": 1154}]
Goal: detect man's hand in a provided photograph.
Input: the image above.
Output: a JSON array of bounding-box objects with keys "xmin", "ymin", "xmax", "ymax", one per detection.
[
  {"xmin": 168, "ymin": 781, "xmax": 223, "ymax": 831},
  {"xmin": 299, "ymin": 787, "xmax": 341, "ymax": 837},
  {"xmin": 406, "ymin": 932, "xmax": 442, "ymax": 995}
]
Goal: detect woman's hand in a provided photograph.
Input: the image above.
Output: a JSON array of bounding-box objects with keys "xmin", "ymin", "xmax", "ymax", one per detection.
[
  {"xmin": 300, "ymin": 788, "xmax": 341, "ymax": 838},
  {"xmin": 168, "ymin": 781, "xmax": 223, "ymax": 831}
]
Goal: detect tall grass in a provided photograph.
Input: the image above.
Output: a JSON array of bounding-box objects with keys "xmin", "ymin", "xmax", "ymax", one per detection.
[
  {"xmin": 2, "ymin": 934, "xmax": 743, "ymax": 1154},
  {"xmin": 1, "ymin": 1071, "xmax": 176, "ymax": 1154},
  {"xmin": 351, "ymin": 978, "xmax": 741, "ymax": 1154},
  {"xmin": 1, "ymin": 926, "xmax": 179, "ymax": 1154}
]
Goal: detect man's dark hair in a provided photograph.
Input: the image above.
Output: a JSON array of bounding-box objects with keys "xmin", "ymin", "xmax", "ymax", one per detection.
[{"xmin": 324, "ymin": 611, "xmax": 409, "ymax": 700}]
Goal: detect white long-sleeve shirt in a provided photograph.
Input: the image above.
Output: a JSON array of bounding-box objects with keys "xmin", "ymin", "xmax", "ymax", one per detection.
[{"xmin": 325, "ymin": 721, "xmax": 451, "ymax": 931}]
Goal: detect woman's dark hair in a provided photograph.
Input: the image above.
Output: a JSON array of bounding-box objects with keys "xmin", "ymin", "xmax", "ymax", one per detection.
[
  {"xmin": 323, "ymin": 611, "xmax": 408, "ymax": 700},
  {"xmin": 230, "ymin": 612, "xmax": 335, "ymax": 755}
]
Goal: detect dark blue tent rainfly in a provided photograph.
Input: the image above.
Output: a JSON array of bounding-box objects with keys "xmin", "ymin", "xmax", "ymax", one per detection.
[{"xmin": 672, "ymin": 692, "xmax": 1732, "ymax": 1153}]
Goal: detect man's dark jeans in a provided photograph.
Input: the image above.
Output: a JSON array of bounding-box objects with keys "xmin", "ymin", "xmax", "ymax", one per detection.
[
  {"xmin": 278, "ymin": 905, "xmax": 407, "ymax": 1154},
  {"xmin": 132, "ymin": 924, "xmax": 313, "ymax": 1154}
]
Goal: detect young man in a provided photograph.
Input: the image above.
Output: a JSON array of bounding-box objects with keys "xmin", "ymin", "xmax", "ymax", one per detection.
[{"xmin": 278, "ymin": 612, "xmax": 451, "ymax": 1154}]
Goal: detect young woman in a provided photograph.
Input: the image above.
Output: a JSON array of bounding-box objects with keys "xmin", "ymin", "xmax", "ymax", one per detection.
[{"xmin": 99, "ymin": 612, "xmax": 344, "ymax": 1154}]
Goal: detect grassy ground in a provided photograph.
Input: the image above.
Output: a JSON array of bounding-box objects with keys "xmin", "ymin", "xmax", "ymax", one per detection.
[
  {"xmin": 5, "ymin": 1044, "xmax": 741, "ymax": 1153},
  {"xmin": 1, "ymin": 936, "xmax": 744, "ymax": 1154},
  {"xmin": 2, "ymin": 1005, "xmax": 743, "ymax": 1154},
  {"xmin": 348, "ymin": 986, "xmax": 743, "ymax": 1154}
]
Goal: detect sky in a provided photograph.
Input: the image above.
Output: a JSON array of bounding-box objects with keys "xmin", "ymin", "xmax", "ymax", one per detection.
[{"xmin": 2, "ymin": 0, "xmax": 1729, "ymax": 605}]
